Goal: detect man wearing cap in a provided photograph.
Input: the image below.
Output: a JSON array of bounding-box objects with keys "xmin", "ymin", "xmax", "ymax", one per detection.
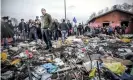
[{"xmin": 41, "ymin": 8, "xmax": 52, "ymax": 50}]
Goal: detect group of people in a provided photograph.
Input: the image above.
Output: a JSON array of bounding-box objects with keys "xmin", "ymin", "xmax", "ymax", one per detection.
[
  {"xmin": 1, "ymin": 8, "xmax": 78, "ymax": 50},
  {"xmin": 87, "ymin": 25, "xmax": 127, "ymax": 36},
  {"xmin": 1, "ymin": 8, "xmax": 127, "ymax": 50}
]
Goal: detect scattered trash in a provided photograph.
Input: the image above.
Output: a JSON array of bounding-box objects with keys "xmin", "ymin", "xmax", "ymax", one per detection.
[
  {"xmin": 42, "ymin": 63, "xmax": 58, "ymax": 73},
  {"xmin": 103, "ymin": 62, "xmax": 126, "ymax": 75},
  {"xmin": 1, "ymin": 52, "xmax": 7, "ymax": 62},
  {"xmin": 1, "ymin": 35, "xmax": 133, "ymax": 80}
]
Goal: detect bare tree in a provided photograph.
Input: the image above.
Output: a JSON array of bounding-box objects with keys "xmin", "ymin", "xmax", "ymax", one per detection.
[
  {"xmin": 112, "ymin": 5, "xmax": 118, "ymax": 10},
  {"xmin": 89, "ymin": 12, "xmax": 96, "ymax": 20},
  {"xmin": 105, "ymin": 7, "xmax": 109, "ymax": 12},
  {"xmin": 98, "ymin": 10, "xmax": 104, "ymax": 15},
  {"xmin": 121, "ymin": 3, "xmax": 132, "ymax": 11}
]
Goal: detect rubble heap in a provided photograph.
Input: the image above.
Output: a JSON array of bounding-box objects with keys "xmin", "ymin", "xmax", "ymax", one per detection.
[{"xmin": 1, "ymin": 34, "xmax": 133, "ymax": 80}]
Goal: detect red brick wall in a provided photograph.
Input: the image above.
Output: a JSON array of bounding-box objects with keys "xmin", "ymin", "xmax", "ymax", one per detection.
[
  {"xmin": 95, "ymin": 11, "xmax": 121, "ymax": 24},
  {"xmin": 90, "ymin": 11, "xmax": 133, "ymax": 27}
]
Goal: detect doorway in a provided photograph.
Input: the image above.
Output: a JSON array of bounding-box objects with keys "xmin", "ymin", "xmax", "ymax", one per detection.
[
  {"xmin": 103, "ymin": 22, "xmax": 110, "ymax": 27},
  {"xmin": 121, "ymin": 21, "xmax": 129, "ymax": 27}
]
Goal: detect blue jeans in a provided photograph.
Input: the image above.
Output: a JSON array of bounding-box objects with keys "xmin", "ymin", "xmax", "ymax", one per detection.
[{"xmin": 61, "ymin": 30, "xmax": 67, "ymax": 43}]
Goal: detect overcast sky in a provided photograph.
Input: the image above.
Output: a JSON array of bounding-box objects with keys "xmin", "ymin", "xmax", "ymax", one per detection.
[{"xmin": 1, "ymin": 0, "xmax": 133, "ymax": 23}]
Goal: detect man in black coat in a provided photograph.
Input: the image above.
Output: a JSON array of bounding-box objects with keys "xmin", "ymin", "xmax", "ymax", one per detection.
[
  {"xmin": 1, "ymin": 16, "xmax": 14, "ymax": 49},
  {"xmin": 59, "ymin": 19, "xmax": 69, "ymax": 43},
  {"xmin": 78, "ymin": 23, "xmax": 83, "ymax": 35},
  {"xmin": 51, "ymin": 19, "xmax": 59, "ymax": 41},
  {"xmin": 8, "ymin": 20, "xmax": 16, "ymax": 44},
  {"xmin": 67, "ymin": 20, "xmax": 72, "ymax": 36},
  {"xmin": 18, "ymin": 19, "xmax": 28, "ymax": 40}
]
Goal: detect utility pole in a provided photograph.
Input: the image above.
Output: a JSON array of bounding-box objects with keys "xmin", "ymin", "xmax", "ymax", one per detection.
[{"xmin": 64, "ymin": 0, "xmax": 66, "ymax": 20}]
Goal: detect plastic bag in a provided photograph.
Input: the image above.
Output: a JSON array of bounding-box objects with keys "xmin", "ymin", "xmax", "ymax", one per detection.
[
  {"xmin": 10, "ymin": 59, "xmax": 21, "ymax": 65},
  {"xmin": 1, "ymin": 52, "xmax": 7, "ymax": 62},
  {"xmin": 42, "ymin": 63, "xmax": 58, "ymax": 73},
  {"xmin": 104, "ymin": 62, "xmax": 126, "ymax": 75},
  {"xmin": 121, "ymin": 38, "xmax": 131, "ymax": 43},
  {"xmin": 89, "ymin": 68, "xmax": 96, "ymax": 78}
]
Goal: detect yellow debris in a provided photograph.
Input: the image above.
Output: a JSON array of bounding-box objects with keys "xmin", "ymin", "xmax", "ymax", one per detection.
[
  {"xmin": 10, "ymin": 59, "xmax": 21, "ymax": 65},
  {"xmin": 1, "ymin": 52, "xmax": 7, "ymax": 62},
  {"xmin": 104, "ymin": 62, "xmax": 126, "ymax": 75},
  {"xmin": 121, "ymin": 38, "xmax": 131, "ymax": 43},
  {"xmin": 89, "ymin": 68, "xmax": 96, "ymax": 78}
]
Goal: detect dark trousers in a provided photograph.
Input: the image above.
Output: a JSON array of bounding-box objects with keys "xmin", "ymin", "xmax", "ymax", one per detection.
[
  {"xmin": 37, "ymin": 28, "xmax": 42, "ymax": 39},
  {"xmin": 122, "ymin": 29, "xmax": 125, "ymax": 34},
  {"xmin": 41, "ymin": 29, "xmax": 52, "ymax": 48},
  {"xmin": 29, "ymin": 31, "xmax": 38, "ymax": 42},
  {"xmin": 3, "ymin": 38, "xmax": 8, "ymax": 48},
  {"xmin": 54, "ymin": 30, "xmax": 59, "ymax": 40}
]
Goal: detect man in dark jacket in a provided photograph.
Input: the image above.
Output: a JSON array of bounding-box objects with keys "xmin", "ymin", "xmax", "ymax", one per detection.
[
  {"xmin": 67, "ymin": 20, "xmax": 72, "ymax": 36},
  {"xmin": 18, "ymin": 19, "xmax": 28, "ymax": 41},
  {"xmin": 8, "ymin": 20, "xmax": 16, "ymax": 44},
  {"xmin": 59, "ymin": 19, "xmax": 68, "ymax": 43},
  {"xmin": 51, "ymin": 19, "xmax": 59, "ymax": 41},
  {"xmin": 35, "ymin": 19, "xmax": 42, "ymax": 39},
  {"xmin": 29, "ymin": 21, "xmax": 38, "ymax": 42},
  {"xmin": 121, "ymin": 24, "xmax": 126, "ymax": 34},
  {"xmin": 78, "ymin": 23, "xmax": 83, "ymax": 35},
  {"xmin": 85, "ymin": 25, "xmax": 90, "ymax": 33},
  {"xmin": 41, "ymin": 8, "xmax": 52, "ymax": 50},
  {"xmin": 1, "ymin": 17, "xmax": 14, "ymax": 49}
]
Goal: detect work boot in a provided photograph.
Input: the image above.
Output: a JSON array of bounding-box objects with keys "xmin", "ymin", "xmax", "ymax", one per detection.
[
  {"xmin": 45, "ymin": 46, "xmax": 49, "ymax": 50},
  {"xmin": 48, "ymin": 47, "xmax": 52, "ymax": 52}
]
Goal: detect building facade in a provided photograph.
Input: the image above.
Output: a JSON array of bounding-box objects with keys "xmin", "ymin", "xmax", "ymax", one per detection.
[{"xmin": 88, "ymin": 9, "xmax": 133, "ymax": 27}]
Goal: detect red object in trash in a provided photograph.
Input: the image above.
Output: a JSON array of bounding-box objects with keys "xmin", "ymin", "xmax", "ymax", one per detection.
[
  {"xmin": 25, "ymin": 50, "xmax": 33, "ymax": 58},
  {"xmin": 81, "ymin": 48, "xmax": 86, "ymax": 52}
]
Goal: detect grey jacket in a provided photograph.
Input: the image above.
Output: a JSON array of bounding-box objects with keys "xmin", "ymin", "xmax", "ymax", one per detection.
[{"xmin": 59, "ymin": 22, "xmax": 68, "ymax": 31}]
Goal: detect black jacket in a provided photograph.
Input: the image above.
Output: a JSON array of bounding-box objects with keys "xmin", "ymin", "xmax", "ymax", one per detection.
[
  {"xmin": 78, "ymin": 25, "xmax": 83, "ymax": 30},
  {"xmin": 59, "ymin": 22, "xmax": 68, "ymax": 31},
  {"xmin": 1, "ymin": 22, "xmax": 14, "ymax": 38},
  {"xmin": 51, "ymin": 22, "xmax": 59, "ymax": 31},
  {"xmin": 67, "ymin": 23, "xmax": 72, "ymax": 29},
  {"xmin": 18, "ymin": 22, "xmax": 28, "ymax": 32}
]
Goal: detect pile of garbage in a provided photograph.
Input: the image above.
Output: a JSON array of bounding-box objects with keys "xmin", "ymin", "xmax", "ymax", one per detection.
[{"xmin": 1, "ymin": 34, "xmax": 133, "ymax": 80}]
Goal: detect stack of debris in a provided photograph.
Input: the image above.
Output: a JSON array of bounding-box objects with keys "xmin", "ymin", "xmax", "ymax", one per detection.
[{"xmin": 1, "ymin": 34, "xmax": 133, "ymax": 80}]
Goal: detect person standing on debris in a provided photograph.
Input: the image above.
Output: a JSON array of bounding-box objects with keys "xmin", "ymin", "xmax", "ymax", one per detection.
[
  {"xmin": 51, "ymin": 19, "xmax": 59, "ymax": 41},
  {"xmin": 108, "ymin": 26, "xmax": 114, "ymax": 35},
  {"xmin": 78, "ymin": 23, "xmax": 83, "ymax": 35},
  {"xmin": 35, "ymin": 19, "xmax": 42, "ymax": 39},
  {"xmin": 59, "ymin": 19, "xmax": 69, "ymax": 43},
  {"xmin": 41, "ymin": 8, "xmax": 52, "ymax": 50},
  {"xmin": 29, "ymin": 21, "xmax": 38, "ymax": 42},
  {"xmin": 121, "ymin": 24, "xmax": 126, "ymax": 34},
  {"xmin": 84, "ymin": 25, "xmax": 90, "ymax": 33},
  {"xmin": 18, "ymin": 19, "xmax": 28, "ymax": 41},
  {"xmin": 73, "ymin": 24, "xmax": 78, "ymax": 35},
  {"xmin": 1, "ymin": 17, "xmax": 14, "ymax": 49},
  {"xmin": 67, "ymin": 20, "xmax": 72, "ymax": 36},
  {"xmin": 115, "ymin": 26, "xmax": 120, "ymax": 34},
  {"xmin": 8, "ymin": 20, "xmax": 16, "ymax": 45},
  {"xmin": 35, "ymin": 16, "xmax": 40, "ymax": 21}
]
